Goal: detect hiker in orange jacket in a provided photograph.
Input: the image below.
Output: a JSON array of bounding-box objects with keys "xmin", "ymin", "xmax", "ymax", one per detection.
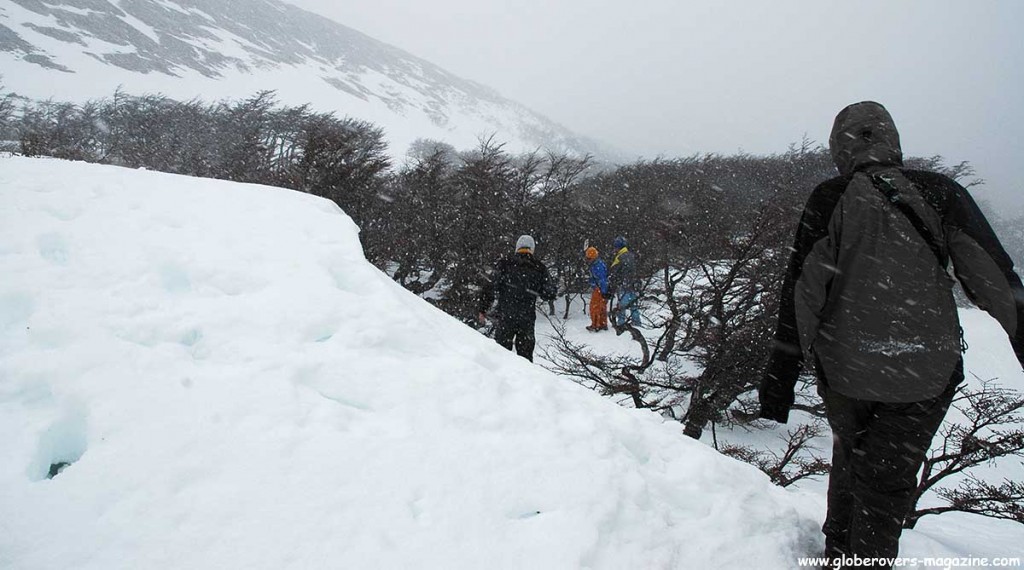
[{"xmin": 585, "ymin": 246, "xmax": 609, "ymax": 332}]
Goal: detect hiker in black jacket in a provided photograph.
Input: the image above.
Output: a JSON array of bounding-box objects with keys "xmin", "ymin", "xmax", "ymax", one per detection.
[
  {"xmin": 478, "ymin": 235, "xmax": 557, "ymax": 361},
  {"xmin": 759, "ymin": 101, "xmax": 1024, "ymax": 568}
]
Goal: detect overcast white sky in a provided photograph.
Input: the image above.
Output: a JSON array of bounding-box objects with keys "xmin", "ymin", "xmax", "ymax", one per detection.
[{"xmin": 284, "ymin": 0, "xmax": 1023, "ymax": 213}]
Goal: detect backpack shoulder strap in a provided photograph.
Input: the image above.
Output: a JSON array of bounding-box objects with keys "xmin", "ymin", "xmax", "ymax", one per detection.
[{"xmin": 871, "ymin": 172, "xmax": 947, "ymax": 268}]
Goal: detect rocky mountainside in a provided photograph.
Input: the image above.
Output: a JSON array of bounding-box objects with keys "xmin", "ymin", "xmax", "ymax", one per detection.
[{"xmin": 0, "ymin": 0, "xmax": 609, "ymax": 158}]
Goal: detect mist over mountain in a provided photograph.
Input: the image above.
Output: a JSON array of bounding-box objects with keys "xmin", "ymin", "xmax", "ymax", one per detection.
[{"xmin": 0, "ymin": 0, "xmax": 612, "ymax": 159}]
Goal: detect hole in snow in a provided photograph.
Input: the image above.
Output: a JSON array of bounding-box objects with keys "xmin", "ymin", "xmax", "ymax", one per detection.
[
  {"xmin": 29, "ymin": 405, "xmax": 88, "ymax": 482},
  {"xmin": 47, "ymin": 462, "xmax": 71, "ymax": 479}
]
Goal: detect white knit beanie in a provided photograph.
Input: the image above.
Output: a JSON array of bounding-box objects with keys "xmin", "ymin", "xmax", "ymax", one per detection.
[{"xmin": 515, "ymin": 235, "xmax": 535, "ymax": 253}]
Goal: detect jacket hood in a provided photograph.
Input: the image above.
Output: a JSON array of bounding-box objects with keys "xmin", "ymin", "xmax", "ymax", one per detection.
[{"xmin": 829, "ymin": 101, "xmax": 903, "ymax": 176}]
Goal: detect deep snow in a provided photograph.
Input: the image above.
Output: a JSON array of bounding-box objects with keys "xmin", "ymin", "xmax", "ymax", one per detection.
[
  {"xmin": 0, "ymin": 156, "xmax": 822, "ymax": 569},
  {"xmin": 534, "ymin": 270, "xmax": 1024, "ymax": 564}
]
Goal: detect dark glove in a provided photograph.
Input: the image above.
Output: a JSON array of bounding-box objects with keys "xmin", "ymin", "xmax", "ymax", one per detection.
[
  {"xmin": 758, "ymin": 402, "xmax": 790, "ymax": 424},
  {"xmin": 757, "ymin": 373, "xmax": 793, "ymax": 424}
]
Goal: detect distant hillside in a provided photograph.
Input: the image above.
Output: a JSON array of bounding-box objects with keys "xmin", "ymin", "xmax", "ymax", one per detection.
[{"xmin": 0, "ymin": 0, "xmax": 613, "ymax": 158}]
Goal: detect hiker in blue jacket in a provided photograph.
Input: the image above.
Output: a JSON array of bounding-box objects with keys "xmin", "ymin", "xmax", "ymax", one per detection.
[{"xmin": 585, "ymin": 246, "xmax": 609, "ymax": 331}]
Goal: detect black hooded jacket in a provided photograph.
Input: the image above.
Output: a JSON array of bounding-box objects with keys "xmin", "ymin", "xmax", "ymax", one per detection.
[
  {"xmin": 479, "ymin": 253, "xmax": 557, "ymax": 324},
  {"xmin": 760, "ymin": 101, "xmax": 1024, "ymax": 422}
]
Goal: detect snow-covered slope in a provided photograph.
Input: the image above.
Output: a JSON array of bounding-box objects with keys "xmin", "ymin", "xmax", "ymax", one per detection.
[
  {"xmin": 537, "ymin": 310, "xmax": 1024, "ymax": 562},
  {"xmin": 0, "ymin": 156, "xmax": 818, "ymax": 569},
  {"xmin": 0, "ymin": 0, "xmax": 608, "ymax": 158}
]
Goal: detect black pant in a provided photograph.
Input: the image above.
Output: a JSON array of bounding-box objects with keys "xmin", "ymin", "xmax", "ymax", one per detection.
[
  {"xmin": 819, "ymin": 359, "xmax": 961, "ymax": 568},
  {"xmin": 494, "ymin": 318, "xmax": 536, "ymax": 361}
]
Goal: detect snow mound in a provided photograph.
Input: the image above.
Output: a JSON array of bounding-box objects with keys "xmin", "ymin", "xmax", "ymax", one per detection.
[{"xmin": 0, "ymin": 156, "xmax": 817, "ymax": 569}]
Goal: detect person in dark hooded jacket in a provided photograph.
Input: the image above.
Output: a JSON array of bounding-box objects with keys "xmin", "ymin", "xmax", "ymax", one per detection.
[
  {"xmin": 608, "ymin": 236, "xmax": 642, "ymax": 328},
  {"xmin": 759, "ymin": 101, "xmax": 1024, "ymax": 568},
  {"xmin": 478, "ymin": 235, "xmax": 557, "ymax": 361}
]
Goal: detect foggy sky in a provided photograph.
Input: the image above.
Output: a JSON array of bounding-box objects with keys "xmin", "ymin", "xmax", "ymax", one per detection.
[{"xmin": 285, "ymin": 0, "xmax": 1023, "ymax": 213}]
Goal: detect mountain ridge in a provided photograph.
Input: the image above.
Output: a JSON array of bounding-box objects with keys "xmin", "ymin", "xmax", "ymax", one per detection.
[{"xmin": 0, "ymin": 0, "xmax": 613, "ymax": 159}]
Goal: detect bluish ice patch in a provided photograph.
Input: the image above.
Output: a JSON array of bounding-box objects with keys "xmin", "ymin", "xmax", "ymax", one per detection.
[
  {"xmin": 160, "ymin": 264, "xmax": 191, "ymax": 293},
  {"xmin": 179, "ymin": 328, "xmax": 203, "ymax": 347},
  {"xmin": 0, "ymin": 292, "xmax": 35, "ymax": 331},
  {"xmin": 36, "ymin": 233, "xmax": 70, "ymax": 265}
]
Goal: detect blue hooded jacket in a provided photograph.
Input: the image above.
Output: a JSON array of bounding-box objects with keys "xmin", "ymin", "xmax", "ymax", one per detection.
[{"xmin": 589, "ymin": 259, "xmax": 608, "ymax": 295}]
